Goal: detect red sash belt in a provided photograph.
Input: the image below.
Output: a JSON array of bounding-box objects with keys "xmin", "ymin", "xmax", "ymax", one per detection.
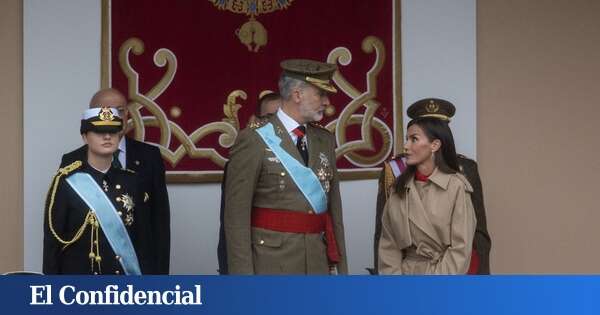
[{"xmin": 251, "ymin": 207, "xmax": 340, "ymax": 264}]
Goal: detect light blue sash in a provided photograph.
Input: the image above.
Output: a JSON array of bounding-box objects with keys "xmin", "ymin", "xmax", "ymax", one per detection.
[
  {"xmin": 255, "ymin": 123, "xmax": 327, "ymax": 213},
  {"xmin": 66, "ymin": 173, "xmax": 141, "ymax": 275}
]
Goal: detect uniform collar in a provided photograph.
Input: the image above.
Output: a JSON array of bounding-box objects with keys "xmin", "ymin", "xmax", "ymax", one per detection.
[{"xmin": 277, "ymin": 108, "xmax": 305, "ymax": 134}]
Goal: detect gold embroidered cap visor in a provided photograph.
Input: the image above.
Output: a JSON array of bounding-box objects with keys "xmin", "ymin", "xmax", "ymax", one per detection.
[
  {"xmin": 406, "ymin": 98, "xmax": 456, "ymax": 122},
  {"xmin": 80, "ymin": 107, "xmax": 123, "ymax": 134},
  {"xmin": 280, "ymin": 59, "xmax": 338, "ymax": 93}
]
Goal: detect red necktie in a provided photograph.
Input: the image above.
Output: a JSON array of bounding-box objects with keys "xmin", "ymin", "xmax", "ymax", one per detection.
[{"xmin": 293, "ymin": 126, "xmax": 308, "ymax": 165}]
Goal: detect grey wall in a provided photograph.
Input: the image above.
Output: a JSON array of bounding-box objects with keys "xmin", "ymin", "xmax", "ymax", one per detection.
[{"xmin": 23, "ymin": 0, "xmax": 476, "ymax": 274}]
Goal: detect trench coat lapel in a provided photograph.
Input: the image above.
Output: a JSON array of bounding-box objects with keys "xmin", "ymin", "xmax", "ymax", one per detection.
[
  {"xmin": 406, "ymin": 179, "xmax": 443, "ymax": 245},
  {"xmin": 269, "ymin": 115, "xmax": 305, "ymax": 165}
]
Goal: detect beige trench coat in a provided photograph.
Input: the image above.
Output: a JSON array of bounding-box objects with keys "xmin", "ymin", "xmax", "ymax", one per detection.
[
  {"xmin": 224, "ymin": 114, "xmax": 347, "ymax": 275},
  {"xmin": 378, "ymin": 168, "xmax": 476, "ymax": 274}
]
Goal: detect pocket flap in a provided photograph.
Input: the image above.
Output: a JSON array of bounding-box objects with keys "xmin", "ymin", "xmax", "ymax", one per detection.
[{"xmin": 252, "ymin": 232, "xmax": 283, "ymax": 248}]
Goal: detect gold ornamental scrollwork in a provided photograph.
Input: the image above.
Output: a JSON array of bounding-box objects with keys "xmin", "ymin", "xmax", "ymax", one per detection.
[
  {"xmin": 326, "ymin": 36, "xmax": 393, "ymax": 167},
  {"xmin": 119, "ymin": 37, "xmax": 239, "ymax": 168},
  {"xmin": 117, "ymin": 35, "xmax": 394, "ymax": 172}
]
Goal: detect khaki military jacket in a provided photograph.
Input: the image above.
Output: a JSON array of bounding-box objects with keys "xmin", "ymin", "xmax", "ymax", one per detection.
[
  {"xmin": 224, "ymin": 114, "xmax": 347, "ymax": 275},
  {"xmin": 378, "ymin": 168, "xmax": 476, "ymax": 274}
]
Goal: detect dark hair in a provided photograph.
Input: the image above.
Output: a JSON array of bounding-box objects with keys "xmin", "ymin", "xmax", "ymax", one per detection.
[
  {"xmin": 394, "ymin": 117, "xmax": 460, "ymax": 198},
  {"xmin": 256, "ymin": 92, "xmax": 281, "ymax": 116}
]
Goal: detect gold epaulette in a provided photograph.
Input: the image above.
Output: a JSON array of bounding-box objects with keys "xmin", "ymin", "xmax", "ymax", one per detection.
[
  {"xmin": 382, "ymin": 161, "xmax": 395, "ymax": 198},
  {"xmin": 248, "ymin": 117, "xmax": 269, "ymax": 129},
  {"xmin": 57, "ymin": 160, "xmax": 83, "ymax": 176},
  {"xmin": 46, "ymin": 160, "xmax": 92, "ymax": 248}
]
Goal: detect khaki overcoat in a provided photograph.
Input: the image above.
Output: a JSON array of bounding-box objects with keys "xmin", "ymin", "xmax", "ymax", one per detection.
[{"xmin": 378, "ymin": 168, "xmax": 476, "ymax": 274}]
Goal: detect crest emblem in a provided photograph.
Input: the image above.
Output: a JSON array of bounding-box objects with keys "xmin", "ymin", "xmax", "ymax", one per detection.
[
  {"xmin": 98, "ymin": 107, "xmax": 115, "ymax": 121},
  {"xmin": 209, "ymin": 0, "xmax": 294, "ymax": 52},
  {"xmin": 425, "ymin": 100, "xmax": 439, "ymax": 113}
]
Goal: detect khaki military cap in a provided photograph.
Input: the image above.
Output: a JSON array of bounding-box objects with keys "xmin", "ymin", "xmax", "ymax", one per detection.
[
  {"xmin": 280, "ymin": 59, "xmax": 338, "ymax": 93},
  {"xmin": 407, "ymin": 98, "xmax": 456, "ymax": 121}
]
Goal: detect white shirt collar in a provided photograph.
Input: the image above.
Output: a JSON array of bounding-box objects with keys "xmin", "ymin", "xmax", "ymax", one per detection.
[
  {"xmin": 118, "ymin": 136, "xmax": 126, "ymax": 152},
  {"xmin": 117, "ymin": 136, "xmax": 127, "ymax": 167},
  {"xmin": 276, "ymin": 108, "xmax": 301, "ymax": 134}
]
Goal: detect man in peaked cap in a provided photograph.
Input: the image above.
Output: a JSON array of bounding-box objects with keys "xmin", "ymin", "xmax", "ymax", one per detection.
[
  {"xmin": 371, "ymin": 98, "xmax": 492, "ymax": 275},
  {"xmin": 59, "ymin": 88, "xmax": 170, "ymax": 274},
  {"xmin": 224, "ymin": 59, "xmax": 348, "ymax": 274},
  {"xmin": 44, "ymin": 107, "xmax": 151, "ymax": 275}
]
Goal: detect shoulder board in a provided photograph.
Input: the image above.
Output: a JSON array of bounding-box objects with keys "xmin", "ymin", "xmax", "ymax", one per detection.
[
  {"xmin": 248, "ymin": 117, "xmax": 269, "ymax": 129},
  {"xmin": 308, "ymin": 122, "xmax": 332, "ymax": 132},
  {"xmin": 58, "ymin": 160, "xmax": 83, "ymax": 176}
]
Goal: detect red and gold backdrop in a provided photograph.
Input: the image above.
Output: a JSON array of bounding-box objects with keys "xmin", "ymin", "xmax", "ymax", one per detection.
[{"xmin": 101, "ymin": 0, "xmax": 402, "ymax": 183}]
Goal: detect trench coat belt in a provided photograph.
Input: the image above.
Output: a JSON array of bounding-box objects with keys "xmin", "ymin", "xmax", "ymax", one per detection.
[
  {"xmin": 251, "ymin": 207, "xmax": 340, "ymax": 263},
  {"xmin": 403, "ymin": 245, "xmax": 445, "ymax": 264}
]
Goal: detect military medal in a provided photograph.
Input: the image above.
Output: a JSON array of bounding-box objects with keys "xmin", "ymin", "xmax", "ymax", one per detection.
[
  {"xmin": 267, "ymin": 156, "xmax": 281, "ymax": 163},
  {"xmin": 299, "ymin": 136, "xmax": 307, "ymax": 151},
  {"xmin": 117, "ymin": 194, "xmax": 135, "ymax": 226},
  {"xmin": 316, "ymin": 168, "xmax": 331, "ymax": 193},
  {"xmin": 319, "ymin": 153, "xmax": 330, "ymax": 167},
  {"xmin": 316, "ymin": 153, "xmax": 332, "ymax": 193}
]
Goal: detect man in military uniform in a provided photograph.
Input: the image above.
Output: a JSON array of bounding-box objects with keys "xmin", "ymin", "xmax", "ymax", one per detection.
[
  {"xmin": 371, "ymin": 98, "xmax": 492, "ymax": 274},
  {"xmin": 218, "ymin": 91, "xmax": 282, "ymax": 274},
  {"xmin": 44, "ymin": 107, "xmax": 151, "ymax": 274},
  {"xmin": 60, "ymin": 88, "xmax": 170, "ymax": 274},
  {"xmin": 224, "ymin": 59, "xmax": 348, "ymax": 275}
]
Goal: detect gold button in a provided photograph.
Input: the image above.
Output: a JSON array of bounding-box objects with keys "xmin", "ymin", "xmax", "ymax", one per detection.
[
  {"xmin": 259, "ymin": 240, "xmax": 265, "ymax": 245},
  {"xmin": 118, "ymin": 211, "xmax": 123, "ymax": 216},
  {"xmin": 116, "ymin": 197, "xmax": 121, "ymax": 202},
  {"xmin": 308, "ymin": 210, "xmax": 314, "ymax": 214},
  {"xmin": 116, "ymin": 184, "xmax": 121, "ymax": 189},
  {"xmin": 115, "ymin": 270, "xmax": 120, "ymax": 275},
  {"xmin": 115, "ymin": 255, "xmax": 120, "ymax": 260},
  {"xmin": 280, "ymin": 172, "xmax": 286, "ymax": 177},
  {"xmin": 135, "ymin": 160, "xmax": 140, "ymax": 165}
]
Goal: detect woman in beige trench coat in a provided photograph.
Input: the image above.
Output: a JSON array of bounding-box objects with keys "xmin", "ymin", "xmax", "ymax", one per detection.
[{"xmin": 378, "ymin": 101, "xmax": 476, "ymax": 275}]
